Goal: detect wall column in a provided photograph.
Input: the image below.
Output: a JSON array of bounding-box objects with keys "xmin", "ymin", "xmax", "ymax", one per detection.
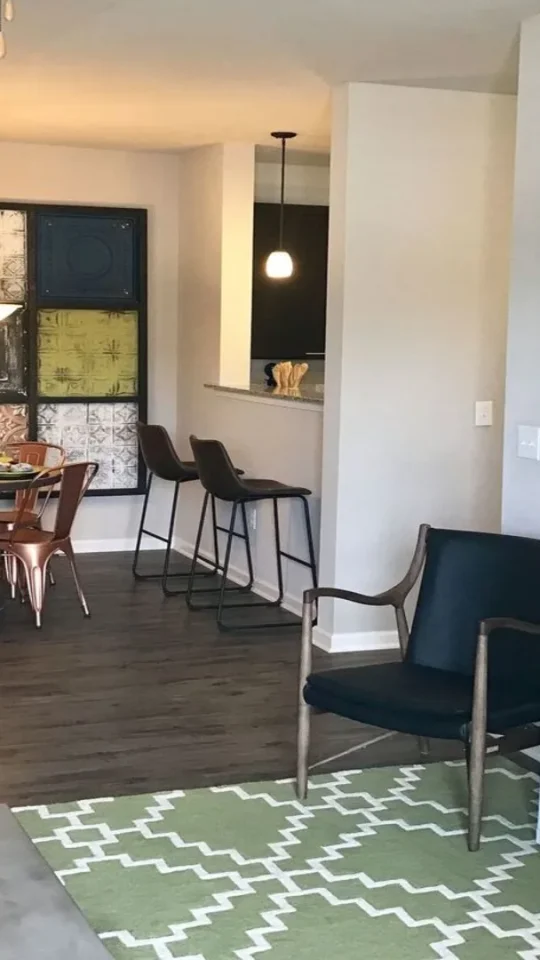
[{"xmin": 317, "ymin": 82, "xmax": 514, "ymax": 651}]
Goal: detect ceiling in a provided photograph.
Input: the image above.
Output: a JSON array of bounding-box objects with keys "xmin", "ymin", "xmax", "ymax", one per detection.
[{"xmin": 1, "ymin": 0, "xmax": 539, "ymax": 153}]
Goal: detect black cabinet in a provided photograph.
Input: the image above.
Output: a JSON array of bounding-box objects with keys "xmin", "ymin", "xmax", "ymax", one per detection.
[{"xmin": 251, "ymin": 203, "xmax": 328, "ymax": 360}]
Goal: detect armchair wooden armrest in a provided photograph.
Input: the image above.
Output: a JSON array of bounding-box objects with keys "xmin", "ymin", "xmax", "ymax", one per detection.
[
  {"xmin": 304, "ymin": 585, "xmax": 401, "ymax": 607},
  {"xmin": 303, "ymin": 524, "xmax": 430, "ymax": 660},
  {"xmin": 480, "ymin": 617, "xmax": 540, "ymax": 638}
]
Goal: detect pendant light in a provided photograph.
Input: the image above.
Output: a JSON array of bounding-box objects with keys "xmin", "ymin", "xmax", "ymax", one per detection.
[{"xmin": 265, "ymin": 131, "xmax": 297, "ymax": 279}]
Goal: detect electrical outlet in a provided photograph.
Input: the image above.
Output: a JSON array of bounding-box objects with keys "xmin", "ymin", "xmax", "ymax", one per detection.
[{"xmin": 249, "ymin": 508, "xmax": 257, "ymax": 531}]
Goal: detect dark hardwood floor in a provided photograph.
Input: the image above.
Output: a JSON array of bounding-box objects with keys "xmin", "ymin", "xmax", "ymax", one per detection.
[{"xmin": 0, "ymin": 551, "xmax": 463, "ymax": 806}]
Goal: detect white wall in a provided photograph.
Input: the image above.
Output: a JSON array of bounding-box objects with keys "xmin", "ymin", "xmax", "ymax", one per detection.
[
  {"xmin": 501, "ymin": 15, "xmax": 540, "ymax": 766},
  {"xmin": 177, "ymin": 145, "xmax": 322, "ymax": 608},
  {"xmin": 0, "ymin": 141, "xmax": 182, "ymax": 547},
  {"xmin": 319, "ymin": 83, "xmax": 515, "ymax": 650},
  {"xmin": 502, "ymin": 14, "xmax": 540, "ymax": 539},
  {"xmin": 254, "ymin": 160, "xmax": 330, "ymax": 206}
]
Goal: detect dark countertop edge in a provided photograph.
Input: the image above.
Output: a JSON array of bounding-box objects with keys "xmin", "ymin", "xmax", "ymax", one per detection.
[{"xmin": 204, "ymin": 383, "xmax": 324, "ymax": 405}]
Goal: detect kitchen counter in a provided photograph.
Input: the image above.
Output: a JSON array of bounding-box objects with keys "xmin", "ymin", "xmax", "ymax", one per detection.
[{"xmin": 204, "ymin": 382, "xmax": 324, "ymax": 405}]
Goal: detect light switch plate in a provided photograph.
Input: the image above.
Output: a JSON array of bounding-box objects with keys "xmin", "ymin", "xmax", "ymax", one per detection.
[
  {"xmin": 518, "ymin": 425, "xmax": 540, "ymax": 461},
  {"xmin": 475, "ymin": 400, "xmax": 493, "ymax": 427}
]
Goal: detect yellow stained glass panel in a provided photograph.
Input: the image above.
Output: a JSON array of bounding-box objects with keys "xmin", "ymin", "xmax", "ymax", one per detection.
[{"xmin": 38, "ymin": 309, "xmax": 138, "ymax": 398}]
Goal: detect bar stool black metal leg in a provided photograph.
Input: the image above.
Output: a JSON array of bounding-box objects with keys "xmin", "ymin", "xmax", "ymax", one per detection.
[
  {"xmin": 186, "ymin": 492, "xmax": 210, "ymax": 608},
  {"xmin": 299, "ymin": 495, "xmax": 318, "ymax": 589},
  {"xmin": 273, "ymin": 498, "xmax": 285, "ymax": 605},
  {"xmin": 217, "ymin": 496, "xmax": 317, "ymax": 631},
  {"xmin": 161, "ymin": 481, "xmax": 181, "ymax": 595},
  {"xmin": 217, "ymin": 502, "xmax": 238, "ymax": 627},
  {"xmin": 210, "ymin": 496, "xmax": 220, "ymax": 574},
  {"xmin": 240, "ymin": 502, "xmax": 255, "ymax": 590},
  {"xmin": 132, "ymin": 474, "xmax": 154, "ymax": 579}
]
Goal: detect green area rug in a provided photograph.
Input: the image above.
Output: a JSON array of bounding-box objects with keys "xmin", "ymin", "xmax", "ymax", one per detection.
[{"xmin": 13, "ymin": 759, "xmax": 540, "ymax": 959}]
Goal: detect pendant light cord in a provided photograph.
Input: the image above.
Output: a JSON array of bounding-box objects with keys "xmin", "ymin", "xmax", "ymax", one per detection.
[{"xmin": 279, "ymin": 136, "xmax": 286, "ymax": 249}]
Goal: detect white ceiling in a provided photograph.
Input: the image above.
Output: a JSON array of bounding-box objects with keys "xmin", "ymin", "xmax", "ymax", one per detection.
[{"xmin": 1, "ymin": 0, "xmax": 539, "ymax": 153}]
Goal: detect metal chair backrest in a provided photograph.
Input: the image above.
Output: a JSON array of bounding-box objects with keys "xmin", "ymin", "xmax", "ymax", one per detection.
[
  {"xmin": 189, "ymin": 436, "xmax": 244, "ymax": 502},
  {"xmin": 406, "ymin": 528, "xmax": 540, "ymax": 681},
  {"xmin": 137, "ymin": 423, "xmax": 194, "ymax": 483},
  {"xmin": 6, "ymin": 441, "xmax": 65, "ymax": 512},
  {"xmin": 53, "ymin": 462, "xmax": 99, "ymax": 541}
]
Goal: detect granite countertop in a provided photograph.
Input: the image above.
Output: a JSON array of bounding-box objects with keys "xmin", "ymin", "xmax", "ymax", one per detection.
[{"xmin": 205, "ymin": 382, "xmax": 324, "ymax": 404}]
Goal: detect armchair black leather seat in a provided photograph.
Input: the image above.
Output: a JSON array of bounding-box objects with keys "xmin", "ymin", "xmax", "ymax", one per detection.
[
  {"xmin": 305, "ymin": 661, "xmax": 540, "ymax": 740},
  {"xmin": 298, "ymin": 526, "xmax": 540, "ymax": 852}
]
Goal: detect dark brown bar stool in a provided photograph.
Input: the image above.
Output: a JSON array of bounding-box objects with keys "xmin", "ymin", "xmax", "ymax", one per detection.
[
  {"xmin": 187, "ymin": 435, "xmax": 318, "ymax": 630},
  {"xmin": 133, "ymin": 423, "xmax": 220, "ymax": 596}
]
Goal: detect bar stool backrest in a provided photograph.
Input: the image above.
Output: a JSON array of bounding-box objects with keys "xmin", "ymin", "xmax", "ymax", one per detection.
[
  {"xmin": 190, "ymin": 436, "xmax": 244, "ymax": 502},
  {"xmin": 137, "ymin": 423, "xmax": 194, "ymax": 483}
]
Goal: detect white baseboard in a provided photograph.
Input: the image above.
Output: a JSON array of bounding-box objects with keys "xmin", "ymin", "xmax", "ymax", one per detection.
[
  {"xmin": 176, "ymin": 536, "xmax": 399, "ymax": 653},
  {"xmin": 72, "ymin": 538, "xmax": 154, "ymax": 553},
  {"xmin": 71, "ymin": 538, "xmax": 399, "ymax": 653},
  {"xmin": 313, "ymin": 626, "xmax": 400, "ymax": 653},
  {"xmin": 175, "ymin": 537, "xmax": 302, "ymax": 618}
]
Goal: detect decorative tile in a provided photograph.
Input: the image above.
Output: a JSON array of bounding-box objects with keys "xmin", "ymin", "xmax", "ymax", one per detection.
[
  {"xmin": 37, "ymin": 402, "xmax": 139, "ymax": 490},
  {"xmin": 38, "ymin": 309, "xmax": 138, "ymax": 397},
  {"xmin": 0, "ymin": 209, "xmax": 26, "ymax": 302},
  {"xmin": 0, "ymin": 307, "xmax": 25, "ymax": 394},
  {"xmin": 37, "ymin": 213, "xmax": 136, "ymax": 301},
  {"xmin": 0, "ymin": 403, "xmax": 28, "ymax": 447}
]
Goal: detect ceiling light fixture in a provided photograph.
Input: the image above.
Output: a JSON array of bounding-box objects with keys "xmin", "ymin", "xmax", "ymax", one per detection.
[
  {"xmin": 265, "ymin": 131, "xmax": 297, "ymax": 280},
  {"xmin": 0, "ymin": 0, "xmax": 15, "ymax": 60}
]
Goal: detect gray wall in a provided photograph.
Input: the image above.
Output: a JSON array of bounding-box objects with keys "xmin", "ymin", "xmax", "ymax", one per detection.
[
  {"xmin": 319, "ymin": 83, "xmax": 515, "ymax": 648},
  {"xmin": 502, "ymin": 15, "xmax": 540, "ymax": 538}
]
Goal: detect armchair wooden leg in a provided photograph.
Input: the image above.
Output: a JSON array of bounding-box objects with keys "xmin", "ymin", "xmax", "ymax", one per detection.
[
  {"xmin": 468, "ymin": 628, "xmax": 488, "ymax": 852},
  {"xmin": 297, "ymin": 701, "xmax": 311, "ymax": 801},
  {"xmin": 418, "ymin": 737, "xmax": 430, "ymax": 759},
  {"xmin": 467, "ymin": 730, "xmax": 486, "ymax": 852},
  {"xmin": 297, "ymin": 596, "xmax": 314, "ymax": 801}
]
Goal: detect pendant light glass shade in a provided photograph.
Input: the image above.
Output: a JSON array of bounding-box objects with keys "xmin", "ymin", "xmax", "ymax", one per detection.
[
  {"xmin": 265, "ymin": 131, "xmax": 296, "ymax": 280},
  {"xmin": 265, "ymin": 250, "xmax": 294, "ymax": 279},
  {"xmin": 4, "ymin": 0, "xmax": 14, "ymax": 22},
  {"xmin": 0, "ymin": 31, "xmax": 5, "ymax": 58}
]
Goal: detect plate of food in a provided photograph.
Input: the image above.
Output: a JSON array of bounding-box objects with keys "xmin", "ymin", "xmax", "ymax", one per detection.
[{"xmin": 0, "ymin": 461, "xmax": 39, "ymax": 479}]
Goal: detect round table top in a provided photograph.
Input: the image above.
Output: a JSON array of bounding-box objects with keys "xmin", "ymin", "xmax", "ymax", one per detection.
[{"xmin": 0, "ymin": 471, "xmax": 59, "ymax": 493}]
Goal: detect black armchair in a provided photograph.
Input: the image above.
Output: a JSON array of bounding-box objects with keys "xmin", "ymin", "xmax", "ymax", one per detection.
[{"xmin": 298, "ymin": 526, "xmax": 540, "ymax": 851}]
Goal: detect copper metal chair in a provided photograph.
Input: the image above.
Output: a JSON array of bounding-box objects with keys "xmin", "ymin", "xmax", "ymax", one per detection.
[
  {"xmin": 0, "ymin": 442, "xmax": 66, "ymax": 596},
  {"xmin": 1, "ymin": 461, "xmax": 98, "ymax": 628}
]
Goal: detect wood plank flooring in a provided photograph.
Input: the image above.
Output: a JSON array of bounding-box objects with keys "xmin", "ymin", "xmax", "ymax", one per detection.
[{"xmin": 0, "ymin": 551, "xmax": 463, "ymax": 806}]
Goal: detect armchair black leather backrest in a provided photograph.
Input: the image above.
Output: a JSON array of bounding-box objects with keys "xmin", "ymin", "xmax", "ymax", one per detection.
[{"xmin": 406, "ymin": 528, "xmax": 540, "ymax": 678}]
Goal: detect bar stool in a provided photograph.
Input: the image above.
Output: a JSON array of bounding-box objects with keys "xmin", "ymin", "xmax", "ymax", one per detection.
[
  {"xmin": 187, "ymin": 435, "xmax": 318, "ymax": 630},
  {"xmin": 133, "ymin": 423, "xmax": 220, "ymax": 596}
]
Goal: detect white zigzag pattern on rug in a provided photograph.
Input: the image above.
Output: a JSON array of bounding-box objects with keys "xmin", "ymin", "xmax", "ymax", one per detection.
[{"xmin": 13, "ymin": 762, "xmax": 540, "ymax": 960}]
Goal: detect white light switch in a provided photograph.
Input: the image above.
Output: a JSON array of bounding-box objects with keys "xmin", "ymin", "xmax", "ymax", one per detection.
[
  {"xmin": 518, "ymin": 425, "xmax": 540, "ymax": 461},
  {"xmin": 475, "ymin": 401, "xmax": 493, "ymax": 427}
]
